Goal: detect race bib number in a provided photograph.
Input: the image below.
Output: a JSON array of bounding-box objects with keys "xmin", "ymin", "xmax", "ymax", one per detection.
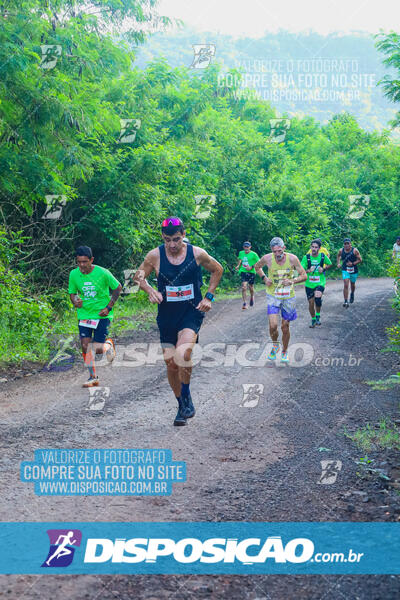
[
  {"xmin": 166, "ymin": 284, "xmax": 194, "ymax": 302},
  {"xmin": 275, "ymin": 286, "xmax": 291, "ymax": 298},
  {"xmin": 79, "ymin": 319, "xmax": 99, "ymax": 329},
  {"xmin": 309, "ymin": 275, "xmax": 320, "ymax": 283},
  {"xmin": 346, "ymin": 266, "xmax": 355, "ymax": 274}
]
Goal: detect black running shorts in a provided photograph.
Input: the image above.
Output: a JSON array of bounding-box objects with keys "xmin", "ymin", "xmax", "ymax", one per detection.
[
  {"xmin": 240, "ymin": 272, "xmax": 256, "ymax": 285},
  {"xmin": 78, "ymin": 318, "xmax": 110, "ymax": 343},
  {"xmin": 157, "ymin": 309, "xmax": 204, "ymax": 346},
  {"xmin": 305, "ymin": 285, "xmax": 325, "ymax": 300}
]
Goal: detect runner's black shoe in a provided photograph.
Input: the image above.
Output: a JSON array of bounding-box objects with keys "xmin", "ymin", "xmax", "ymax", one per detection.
[
  {"xmin": 343, "ymin": 300, "xmax": 349, "ymax": 308},
  {"xmin": 182, "ymin": 393, "xmax": 195, "ymax": 419},
  {"xmin": 309, "ymin": 319, "xmax": 316, "ymax": 328},
  {"xmin": 315, "ymin": 316, "xmax": 321, "ymax": 326},
  {"xmin": 350, "ymin": 292, "xmax": 355, "ymax": 304},
  {"xmin": 173, "ymin": 398, "xmax": 187, "ymax": 426}
]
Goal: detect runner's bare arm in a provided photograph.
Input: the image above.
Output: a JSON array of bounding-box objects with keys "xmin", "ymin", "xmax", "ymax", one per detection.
[
  {"xmin": 353, "ymin": 248, "xmax": 362, "ymax": 265},
  {"xmin": 336, "ymin": 249, "xmax": 342, "ymax": 268},
  {"xmin": 134, "ymin": 250, "xmax": 163, "ymax": 304},
  {"xmin": 99, "ymin": 284, "xmax": 123, "ymax": 316},
  {"xmin": 235, "ymin": 258, "xmax": 242, "ymax": 271},
  {"xmin": 194, "ymin": 247, "xmax": 223, "ymax": 311},
  {"xmin": 255, "ymin": 254, "xmax": 272, "ymax": 285},
  {"xmin": 195, "ymin": 248, "xmax": 223, "ymax": 294}
]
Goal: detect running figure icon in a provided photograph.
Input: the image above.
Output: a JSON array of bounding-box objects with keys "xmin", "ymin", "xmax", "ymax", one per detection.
[{"xmin": 45, "ymin": 531, "xmax": 77, "ymax": 566}]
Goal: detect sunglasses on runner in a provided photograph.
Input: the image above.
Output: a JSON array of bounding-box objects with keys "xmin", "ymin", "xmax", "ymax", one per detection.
[{"xmin": 162, "ymin": 217, "xmax": 183, "ymax": 227}]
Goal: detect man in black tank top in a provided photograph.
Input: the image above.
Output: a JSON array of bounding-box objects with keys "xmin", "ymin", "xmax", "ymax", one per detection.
[
  {"xmin": 336, "ymin": 238, "xmax": 362, "ymax": 308},
  {"xmin": 135, "ymin": 217, "xmax": 223, "ymax": 426}
]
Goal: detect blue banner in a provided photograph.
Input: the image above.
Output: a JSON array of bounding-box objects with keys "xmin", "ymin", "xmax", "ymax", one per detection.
[
  {"xmin": 0, "ymin": 522, "xmax": 398, "ymax": 574},
  {"xmin": 20, "ymin": 449, "xmax": 186, "ymax": 496}
]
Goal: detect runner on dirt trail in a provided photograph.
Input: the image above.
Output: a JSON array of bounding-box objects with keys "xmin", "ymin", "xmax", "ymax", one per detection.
[
  {"xmin": 336, "ymin": 238, "xmax": 362, "ymax": 308},
  {"xmin": 235, "ymin": 241, "xmax": 260, "ymax": 310},
  {"xmin": 301, "ymin": 239, "xmax": 332, "ymax": 328},
  {"xmin": 68, "ymin": 246, "xmax": 122, "ymax": 387},
  {"xmin": 135, "ymin": 217, "xmax": 223, "ymax": 426},
  {"xmin": 255, "ymin": 237, "xmax": 307, "ymax": 364}
]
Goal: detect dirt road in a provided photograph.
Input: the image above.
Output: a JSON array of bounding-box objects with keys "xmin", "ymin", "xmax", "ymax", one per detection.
[{"xmin": 1, "ymin": 278, "xmax": 399, "ymax": 598}]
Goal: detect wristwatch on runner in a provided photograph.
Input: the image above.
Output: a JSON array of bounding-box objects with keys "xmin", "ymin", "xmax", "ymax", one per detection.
[{"xmin": 205, "ymin": 292, "xmax": 214, "ymax": 301}]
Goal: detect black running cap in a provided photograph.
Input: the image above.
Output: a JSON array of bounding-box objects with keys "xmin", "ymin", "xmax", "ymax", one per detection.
[{"xmin": 343, "ymin": 238, "xmax": 351, "ymax": 243}]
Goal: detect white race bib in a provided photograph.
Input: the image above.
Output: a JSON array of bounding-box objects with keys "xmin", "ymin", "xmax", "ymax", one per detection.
[
  {"xmin": 166, "ymin": 284, "xmax": 194, "ymax": 302},
  {"xmin": 79, "ymin": 319, "xmax": 100, "ymax": 329},
  {"xmin": 275, "ymin": 286, "xmax": 291, "ymax": 298},
  {"xmin": 309, "ymin": 275, "xmax": 320, "ymax": 283},
  {"xmin": 346, "ymin": 266, "xmax": 355, "ymax": 273}
]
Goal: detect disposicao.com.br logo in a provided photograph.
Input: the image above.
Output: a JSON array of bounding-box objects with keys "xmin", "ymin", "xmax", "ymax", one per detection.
[
  {"xmin": 0, "ymin": 522, "xmax": 392, "ymax": 574},
  {"xmin": 83, "ymin": 536, "xmax": 363, "ymax": 565}
]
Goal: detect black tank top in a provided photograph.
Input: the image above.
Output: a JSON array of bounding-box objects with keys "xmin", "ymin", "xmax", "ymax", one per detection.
[
  {"xmin": 157, "ymin": 244, "xmax": 203, "ymax": 316},
  {"xmin": 341, "ymin": 247, "xmax": 358, "ymax": 273}
]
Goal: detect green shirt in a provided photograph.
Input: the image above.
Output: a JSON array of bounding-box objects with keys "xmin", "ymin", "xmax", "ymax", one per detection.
[
  {"xmin": 68, "ymin": 265, "xmax": 120, "ymax": 320},
  {"xmin": 238, "ymin": 250, "xmax": 260, "ymax": 274},
  {"xmin": 301, "ymin": 253, "xmax": 332, "ymax": 289}
]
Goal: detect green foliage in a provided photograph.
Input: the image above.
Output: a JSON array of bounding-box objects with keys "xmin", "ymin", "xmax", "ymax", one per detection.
[
  {"xmin": 0, "ymin": 260, "xmax": 54, "ymax": 363},
  {"xmin": 2, "ymin": 3, "xmax": 400, "ymax": 365},
  {"xmin": 385, "ymin": 258, "xmax": 400, "ymax": 360},
  {"xmin": 2, "ymin": 3, "xmax": 400, "ymax": 289},
  {"xmin": 345, "ymin": 419, "xmax": 400, "ymax": 452},
  {"xmin": 376, "ymin": 32, "xmax": 400, "ymax": 127}
]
